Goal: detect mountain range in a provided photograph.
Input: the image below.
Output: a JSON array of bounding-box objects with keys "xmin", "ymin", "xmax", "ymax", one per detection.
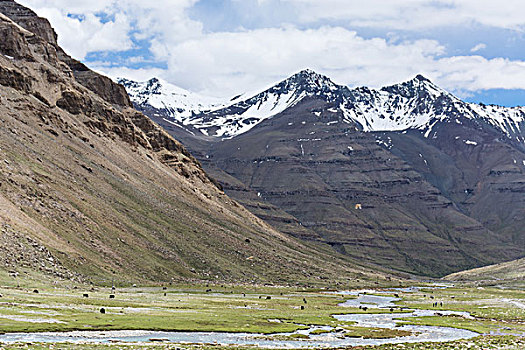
[
  {"xmin": 121, "ymin": 69, "xmax": 525, "ymax": 277},
  {"xmin": 119, "ymin": 70, "xmax": 525, "ymax": 143}
]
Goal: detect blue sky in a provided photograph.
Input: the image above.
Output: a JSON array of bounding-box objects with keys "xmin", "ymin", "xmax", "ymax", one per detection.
[{"xmin": 19, "ymin": 0, "xmax": 525, "ymax": 106}]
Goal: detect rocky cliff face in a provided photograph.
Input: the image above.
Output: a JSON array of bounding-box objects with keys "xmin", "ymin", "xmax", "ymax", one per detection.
[
  {"xmin": 0, "ymin": 2, "xmax": 384, "ymax": 285},
  {"xmin": 57, "ymin": 51, "xmax": 132, "ymax": 108}
]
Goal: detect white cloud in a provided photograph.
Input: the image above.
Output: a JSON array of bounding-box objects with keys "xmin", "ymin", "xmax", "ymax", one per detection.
[
  {"xmin": 142, "ymin": 26, "xmax": 525, "ymax": 99},
  {"xmin": 158, "ymin": 26, "xmax": 443, "ymax": 96},
  {"xmin": 434, "ymin": 56, "xmax": 525, "ymax": 91},
  {"xmin": 17, "ymin": 0, "xmax": 201, "ymax": 59},
  {"xmin": 277, "ymin": 0, "xmax": 525, "ymax": 31},
  {"xmin": 14, "ymin": 0, "xmax": 525, "ymax": 100},
  {"xmin": 470, "ymin": 43, "xmax": 487, "ymax": 53},
  {"xmin": 19, "ymin": 6, "xmax": 133, "ymax": 59}
]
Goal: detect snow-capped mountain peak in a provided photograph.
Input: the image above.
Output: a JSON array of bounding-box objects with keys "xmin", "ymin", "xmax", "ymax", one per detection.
[
  {"xmin": 169, "ymin": 69, "xmax": 350, "ymax": 138},
  {"xmin": 381, "ymin": 74, "xmax": 452, "ymax": 100},
  {"xmin": 342, "ymin": 75, "xmax": 466, "ymax": 132},
  {"xmin": 279, "ymin": 69, "xmax": 341, "ymax": 93},
  {"xmin": 117, "ymin": 77, "xmax": 224, "ymax": 120},
  {"xmin": 117, "ymin": 70, "xmax": 349, "ymax": 138},
  {"xmin": 342, "ymin": 75, "xmax": 524, "ymax": 141},
  {"xmin": 237, "ymin": 68, "xmax": 345, "ymax": 105}
]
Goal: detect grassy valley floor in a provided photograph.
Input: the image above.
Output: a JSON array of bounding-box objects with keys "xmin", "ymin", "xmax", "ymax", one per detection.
[{"xmin": 0, "ymin": 272, "xmax": 523, "ymax": 349}]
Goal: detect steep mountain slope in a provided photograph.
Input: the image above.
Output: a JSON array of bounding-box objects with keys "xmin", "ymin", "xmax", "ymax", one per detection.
[
  {"xmin": 0, "ymin": 1, "xmax": 388, "ymax": 286},
  {"xmin": 127, "ymin": 71, "xmax": 525, "ymax": 277},
  {"xmin": 382, "ymin": 125, "xmax": 525, "ymax": 249}
]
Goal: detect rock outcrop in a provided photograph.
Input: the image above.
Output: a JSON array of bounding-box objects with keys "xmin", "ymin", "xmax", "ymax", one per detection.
[
  {"xmin": 0, "ymin": 0, "xmax": 131, "ymax": 107},
  {"xmin": 0, "ymin": 0, "xmax": 57, "ymax": 45},
  {"xmin": 57, "ymin": 51, "xmax": 132, "ymax": 107}
]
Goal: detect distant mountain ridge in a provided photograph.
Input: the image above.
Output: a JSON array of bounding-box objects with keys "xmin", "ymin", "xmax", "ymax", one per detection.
[{"xmin": 119, "ymin": 70, "xmax": 525, "ymax": 144}]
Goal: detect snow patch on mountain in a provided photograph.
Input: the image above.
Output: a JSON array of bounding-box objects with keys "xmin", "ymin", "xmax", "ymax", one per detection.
[
  {"xmin": 469, "ymin": 103, "xmax": 525, "ymax": 139},
  {"xmin": 341, "ymin": 75, "xmax": 463, "ymax": 132},
  {"xmin": 188, "ymin": 89, "xmax": 306, "ymax": 138}
]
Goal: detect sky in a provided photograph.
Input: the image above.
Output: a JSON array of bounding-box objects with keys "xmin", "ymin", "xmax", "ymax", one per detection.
[{"xmin": 17, "ymin": 0, "xmax": 525, "ymax": 106}]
